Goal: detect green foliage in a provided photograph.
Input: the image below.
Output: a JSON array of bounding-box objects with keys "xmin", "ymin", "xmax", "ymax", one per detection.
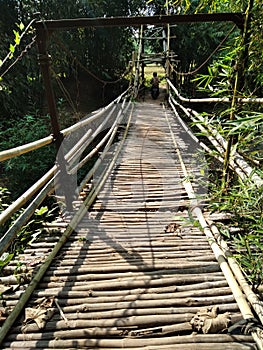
[
  {"xmin": 0, "ymin": 114, "xmax": 55, "ymax": 197},
  {"xmin": 227, "ymin": 112, "xmax": 263, "ymax": 162},
  {"xmin": 0, "ymin": 185, "xmax": 55, "ymax": 267},
  {"xmin": 0, "ymin": 187, "xmax": 11, "ymax": 210},
  {"xmin": 193, "ymin": 43, "xmax": 238, "ymax": 98},
  {"xmin": 209, "ymin": 177, "xmax": 263, "ymax": 290},
  {"xmin": 0, "ymin": 204, "xmax": 58, "ymax": 274},
  {"xmin": 0, "ymin": 183, "xmax": 59, "ymax": 274},
  {"xmin": 0, "ymin": 0, "xmax": 145, "ymax": 120},
  {"xmin": 187, "ymin": 0, "xmax": 263, "ymax": 290},
  {"xmin": 12, "ymin": 205, "xmax": 55, "ymax": 253},
  {"xmin": 0, "ymin": 252, "xmax": 14, "ymax": 273}
]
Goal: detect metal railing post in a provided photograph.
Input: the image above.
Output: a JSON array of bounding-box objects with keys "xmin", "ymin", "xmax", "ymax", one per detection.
[{"xmin": 35, "ymin": 24, "xmax": 73, "ymax": 211}]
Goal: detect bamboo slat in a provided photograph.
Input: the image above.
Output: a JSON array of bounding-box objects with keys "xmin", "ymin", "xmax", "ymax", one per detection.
[
  {"xmin": 0, "ymin": 102, "xmax": 257, "ymax": 350},
  {"xmin": 2, "ymin": 334, "xmax": 257, "ymax": 349}
]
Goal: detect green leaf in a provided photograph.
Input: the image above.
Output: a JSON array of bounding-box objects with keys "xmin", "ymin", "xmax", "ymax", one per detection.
[
  {"xmin": 35, "ymin": 206, "xmax": 48, "ymax": 216},
  {"xmin": 19, "ymin": 22, "xmax": 25, "ymax": 31},
  {"xmin": 9, "ymin": 44, "xmax": 15, "ymax": 53},
  {"xmin": 13, "ymin": 30, "xmax": 20, "ymax": 45},
  {"xmin": 0, "ymin": 252, "xmax": 14, "ymax": 269}
]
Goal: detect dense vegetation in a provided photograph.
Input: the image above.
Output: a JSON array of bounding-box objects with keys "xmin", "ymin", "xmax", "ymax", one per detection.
[
  {"xmin": 0, "ymin": 0, "xmax": 262, "ymax": 290},
  {"xmin": 0, "ymin": 0, "xmax": 146, "ymax": 195}
]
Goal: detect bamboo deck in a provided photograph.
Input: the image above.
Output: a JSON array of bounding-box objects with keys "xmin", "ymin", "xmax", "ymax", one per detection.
[{"xmin": 0, "ymin": 101, "xmax": 257, "ymax": 349}]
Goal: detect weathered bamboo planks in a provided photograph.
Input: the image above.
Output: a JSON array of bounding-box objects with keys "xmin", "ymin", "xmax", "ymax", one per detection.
[{"xmin": 0, "ymin": 102, "xmax": 257, "ymax": 349}]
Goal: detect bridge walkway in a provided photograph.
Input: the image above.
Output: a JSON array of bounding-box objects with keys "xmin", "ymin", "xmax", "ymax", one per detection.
[{"xmin": 1, "ymin": 101, "xmax": 257, "ymax": 349}]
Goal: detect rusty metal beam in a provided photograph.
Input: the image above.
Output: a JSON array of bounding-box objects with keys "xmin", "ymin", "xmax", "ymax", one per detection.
[
  {"xmin": 35, "ymin": 28, "xmax": 74, "ymax": 211},
  {"xmin": 34, "ymin": 13, "xmax": 244, "ymax": 32}
]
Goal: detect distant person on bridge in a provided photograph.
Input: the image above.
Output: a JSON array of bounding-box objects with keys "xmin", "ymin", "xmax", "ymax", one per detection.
[{"xmin": 150, "ymin": 72, "xmax": 160, "ymax": 99}]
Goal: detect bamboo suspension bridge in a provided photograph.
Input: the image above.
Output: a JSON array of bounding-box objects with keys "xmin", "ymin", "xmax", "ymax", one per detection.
[{"xmin": 1, "ymin": 14, "xmax": 263, "ymax": 350}]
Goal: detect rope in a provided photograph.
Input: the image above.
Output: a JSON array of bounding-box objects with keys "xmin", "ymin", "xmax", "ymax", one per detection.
[
  {"xmin": 50, "ymin": 68, "xmax": 78, "ymax": 113},
  {"xmin": 0, "ymin": 18, "xmax": 37, "ymax": 77},
  {"xmin": 52, "ymin": 33, "xmax": 133, "ymax": 85},
  {"xmin": 170, "ymin": 25, "xmax": 236, "ymax": 76}
]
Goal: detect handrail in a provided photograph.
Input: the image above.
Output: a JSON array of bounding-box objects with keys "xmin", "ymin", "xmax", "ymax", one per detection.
[
  {"xmin": 167, "ymin": 80, "xmax": 263, "ymax": 186},
  {"xmin": 0, "ymin": 89, "xmax": 131, "ymax": 225},
  {"xmin": 163, "ymin": 104, "xmax": 263, "ymax": 348},
  {"xmin": 0, "ymin": 97, "xmax": 127, "ymax": 251},
  {"xmin": 0, "ymin": 166, "xmax": 57, "ymax": 226},
  {"xmin": 70, "ymin": 111, "xmax": 117, "ymax": 174},
  {"xmin": 78, "ymin": 98, "xmax": 132, "ymax": 193},
  {"xmin": 0, "ymin": 90, "xmax": 132, "ymax": 249},
  {"xmin": 0, "ymin": 88, "xmax": 131, "ymax": 163},
  {"xmin": 0, "ymin": 179, "xmax": 54, "ymax": 256},
  {"xmin": 61, "ymin": 88, "xmax": 130, "ymax": 136},
  {"xmin": 189, "ymin": 109, "xmax": 263, "ymax": 185},
  {"xmin": 68, "ymin": 102, "xmax": 120, "ymax": 170},
  {"xmin": 0, "ymin": 135, "xmax": 54, "ymax": 162},
  {"xmin": 167, "ymin": 78, "xmax": 263, "ymax": 104}
]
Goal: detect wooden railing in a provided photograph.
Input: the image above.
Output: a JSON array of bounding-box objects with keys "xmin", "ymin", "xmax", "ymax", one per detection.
[{"xmin": 0, "ymin": 88, "xmax": 132, "ymax": 255}]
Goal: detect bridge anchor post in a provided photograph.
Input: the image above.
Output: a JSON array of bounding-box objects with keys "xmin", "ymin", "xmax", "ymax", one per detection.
[{"xmin": 35, "ymin": 25, "xmax": 74, "ymax": 212}]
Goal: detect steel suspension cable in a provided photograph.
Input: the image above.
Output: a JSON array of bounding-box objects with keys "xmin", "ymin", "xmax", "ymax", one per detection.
[
  {"xmin": 0, "ymin": 17, "xmax": 38, "ymax": 77},
  {"xmin": 170, "ymin": 25, "xmax": 236, "ymax": 77},
  {"xmin": 52, "ymin": 33, "xmax": 133, "ymax": 86}
]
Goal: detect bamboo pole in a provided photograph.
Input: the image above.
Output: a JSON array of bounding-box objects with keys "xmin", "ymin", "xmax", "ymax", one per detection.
[
  {"xmin": 65, "ymin": 128, "xmax": 93, "ymax": 165},
  {"xmin": 30, "ymin": 287, "xmax": 232, "ymax": 305},
  {"xmin": 0, "ymin": 89, "xmax": 129, "ymax": 163},
  {"xmin": 78, "ymin": 99, "xmax": 132, "ymax": 192},
  {"xmin": 0, "ymin": 95, "xmax": 134, "ymax": 346},
  {"xmin": 1, "ymin": 334, "xmax": 256, "ymax": 349},
  {"xmin": 61, "ymin": 88, "xmax": 129, "ymax": 137},
  {"xmin": 9, "ymin": 314, "xmax": 194, "ymax": 332},
  {"xmin": 39, "ymin": 274, "xmax": 225, "ymax": 292},
  {"xmin": 168, "ymin": 91, "xmax": 262, "ymax": 186},
  {"xmin": 0, "ymin": 166, "xmax": 56, "ymax": 226},
  {"xmin": 41, "ymin": 262, "xmax": 220, "ymax": 275},
  {"xmin": 4, "ymin": 322, "xmax": 193, "ymax": 341},
  {"xmin": 31, "ymin": 304, "xmax": 239, "ymax": 321},
  {"xmin": 133, "ymin": 25, "xmax": 143, "ymax": 98},
  {"xmin": 66, "ymin": 102, "xmax": 118, "ymax": 168},
  {"xmin": 168, "ymin": 95, "xmax": 225, "ymax": 166},
  {"xmin": 207, "ymin": 219, "xmax": 263, "ymax": 326},
  {"xmin": 163, "ymin": 105, "xmax": 263, "ymax": 349},
  {"xmin": 69, "ymin": 103, "xmax": 121, "ymax": 174},
  {"xmin": 167, "ymin": 78, "xmax": 263, "ymax": 104},
  {"xmin": 0, "ymin": 179, "xmax": 54, "ymax": 256},
  {"xmin": 33, "ymin": 283, "xmax": 230, "ymax": 300},
  {"xmin": 0, "ymin": 135, "xmax": 53, "ymax": 162}
]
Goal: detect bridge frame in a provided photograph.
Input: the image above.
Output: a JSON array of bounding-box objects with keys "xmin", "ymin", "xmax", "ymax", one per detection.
[
  {"xmin": 34, "ymin": 13, "xmax": 244, "ymax": 31},
  {"xmin": 34, "ymin": 13, "xmax": 244, "ymax": 209}
]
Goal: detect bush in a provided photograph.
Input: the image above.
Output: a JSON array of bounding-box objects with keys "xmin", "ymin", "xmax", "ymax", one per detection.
[{"xmin": 0, "ymin": 114, "xmax": 55, "ymax": 198}]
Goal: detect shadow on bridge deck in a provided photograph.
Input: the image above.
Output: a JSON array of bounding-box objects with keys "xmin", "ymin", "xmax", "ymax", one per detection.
[{"xmin": 1, "ymin": 101, "xmax": 257, "ymax": 350}]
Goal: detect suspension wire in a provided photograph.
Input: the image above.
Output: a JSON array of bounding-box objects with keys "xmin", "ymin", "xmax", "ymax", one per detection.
[
  {"xmin": 0, "ymin": 36, "xmax": 36, "ymax": 78},
  {"xmin": 0, "ymin": 17, "xmax": 38, "ymax": 77},
  {"xmin": 52, "ymin": 33, "xmax": 133, "ymax": 86},
  {"xmin": 50, "ymin": 68, "xmax": 78, "ymax": 113},
  {"xmin": 170, "ymin": 25, "xmax": 236, "ymax": 76}
]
